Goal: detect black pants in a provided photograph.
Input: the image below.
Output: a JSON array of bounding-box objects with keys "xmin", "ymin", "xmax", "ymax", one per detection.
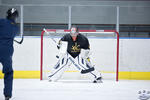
[{"xmin": 0, "ymin": 56, "xmax": 13, "ymax": 97}]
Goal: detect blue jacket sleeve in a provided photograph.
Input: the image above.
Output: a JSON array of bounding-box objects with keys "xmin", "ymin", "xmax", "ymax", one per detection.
[{"xmin": 0, "ymin": 19, "xmax": 18, "ymax": 39}]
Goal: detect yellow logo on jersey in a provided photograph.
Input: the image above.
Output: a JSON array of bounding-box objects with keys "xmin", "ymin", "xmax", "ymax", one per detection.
[{"xmin": 71, "ymin": 43, "xmax": 80, "ymax": 52}]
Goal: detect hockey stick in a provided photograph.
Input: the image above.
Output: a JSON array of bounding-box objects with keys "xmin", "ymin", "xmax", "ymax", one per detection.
[
  {"xmin": 14, "ymin": 33, "xmax": 24, "ymax": 44},
  {"xmin": 68, "ymin": 55, "xmax": 97, "ymax": 79},
  {"xmin": 43, "ymin": 28, "xmax": 57, "ymax": 45},
  {"xmin": 68, "ymin": 55, "xmax": 95, "ymax": 74},
  {"xmin": 68, "ymin": 57, "xmax": 81, "ymax": 70}
]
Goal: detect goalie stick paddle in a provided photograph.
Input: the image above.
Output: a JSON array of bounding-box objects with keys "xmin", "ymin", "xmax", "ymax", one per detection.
[
  {"xmin": 68, "ymin": 56, "xmax": 95, "ymax": 74},
  {"xmin": 81, "ymin": 67, "xmax": 95, "ymax": 74}
]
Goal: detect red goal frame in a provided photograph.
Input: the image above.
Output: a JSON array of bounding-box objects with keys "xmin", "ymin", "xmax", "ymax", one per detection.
[{"xmin": 40, "ymin": 29, "xmax": 119, "ymax": 81}]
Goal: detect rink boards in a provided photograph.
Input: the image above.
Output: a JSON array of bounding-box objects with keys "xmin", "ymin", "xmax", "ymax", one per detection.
[{"xmin": 0, "ymin": 36, "xmax": 150, "ymax": 80}]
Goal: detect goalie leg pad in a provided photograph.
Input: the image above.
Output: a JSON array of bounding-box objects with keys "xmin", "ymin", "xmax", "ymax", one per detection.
[
  {"xmin": 48, "ymin": 60, "xmax": 68, "ymax": 78},
  {"xmin": 48, "ymin": 55, "xmax": 69, "ymax": 81}
]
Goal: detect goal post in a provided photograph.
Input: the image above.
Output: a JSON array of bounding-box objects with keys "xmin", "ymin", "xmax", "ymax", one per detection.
[{"xmin": 40, "ymin": 29, "xmax": 119, "ymax": 81}]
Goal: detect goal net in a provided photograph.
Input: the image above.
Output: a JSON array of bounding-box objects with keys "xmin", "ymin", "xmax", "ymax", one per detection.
[{"xmin": 40, "ymin": 29, "xmax": 119, "ymax": 81}]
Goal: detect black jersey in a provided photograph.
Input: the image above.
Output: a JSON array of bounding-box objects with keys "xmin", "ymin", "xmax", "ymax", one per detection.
[{"xmin": 60, "ymin": 33, "xmax": 90, "ymax": 58}]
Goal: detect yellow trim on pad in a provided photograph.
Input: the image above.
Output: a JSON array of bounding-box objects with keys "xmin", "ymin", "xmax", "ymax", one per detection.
[{"xmin": 0, "ymin": 70, "xmax": 150, "ymax": 80}]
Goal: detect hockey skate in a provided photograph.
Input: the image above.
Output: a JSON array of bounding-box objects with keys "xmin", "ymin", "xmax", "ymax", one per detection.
[{"xmin": 93, "ymin": 77, "xmax": 103, "ymax": 83}]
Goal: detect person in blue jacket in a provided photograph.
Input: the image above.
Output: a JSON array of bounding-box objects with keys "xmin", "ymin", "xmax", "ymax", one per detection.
[{"xmin": 0, "ymin": 8, "xmax": 19, "ymax": 100}]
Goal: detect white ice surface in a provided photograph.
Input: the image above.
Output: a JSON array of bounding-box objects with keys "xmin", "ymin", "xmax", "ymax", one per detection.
[{"xmin": 0, "ymin": 79, "xmax": 150, "ymax": 100}]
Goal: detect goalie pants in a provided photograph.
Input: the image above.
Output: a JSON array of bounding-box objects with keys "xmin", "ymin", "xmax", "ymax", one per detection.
[
  {"xmin": 0, "ymin": 56, "xmax": 13, "ymax": 98},
  {"xmin": 49, "ymin": 54, "xmax": 101, "ymax": 81}
]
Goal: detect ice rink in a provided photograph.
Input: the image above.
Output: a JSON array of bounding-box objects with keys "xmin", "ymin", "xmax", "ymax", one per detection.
[{"xmin": 0, "ymin": 79, "xmax": 150, "ymax": 100}]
